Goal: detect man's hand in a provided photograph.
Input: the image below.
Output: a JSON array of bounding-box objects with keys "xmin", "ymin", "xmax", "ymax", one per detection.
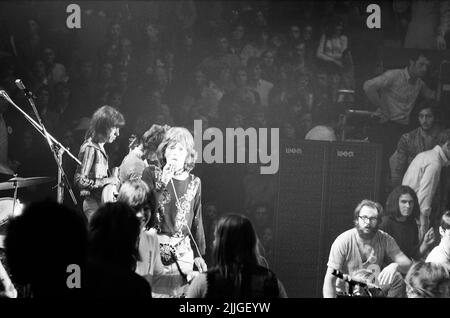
[
  {"xmin": 194, "ymin": 257, "xmax": 207, "ymax": 273},
  {"xmin": 161, "ymin": 162, "xmax": 175, "ymax": 185},
  {"xmin": 333, "ymin": 59, "xmax": 344, "ymax": 68},
  {"xmin": 373, "ymin": 108, "xmax": 389, "ymax": 123},
  {"xmin": 378, "ymin": 263, "xmax": 399, "ymax": 286},
  {"xmin": 422, "ymin": 228, "xmax": 436, "ymax": 247}
]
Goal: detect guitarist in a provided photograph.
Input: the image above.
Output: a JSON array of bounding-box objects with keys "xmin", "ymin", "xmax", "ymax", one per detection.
[
  {"xmin": 119, "ymin": 124, "xmax": 170, "ymax": 184},
  {"xmin": 74, "ymin": 105, "xmax": 124, "ymax": 223}
]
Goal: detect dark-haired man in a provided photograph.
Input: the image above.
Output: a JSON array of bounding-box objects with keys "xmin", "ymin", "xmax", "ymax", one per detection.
[
  {"xmin": 390, "ymin": 101, "xmax": 442, "ymax": 188},
  {"xmin": 323, "ymin": 200, "xmax": 412, "ymax": 298},
  {"xmin": 402, "ymin": 129, "xmax": 450, "ymax": 240},
  {"xmin": 364, "ymin": 51, "xmax": 435, "ymax": 129},
  {"xmin": 364, "ymin": 51, "xmax": 437, "ymax": 199}
]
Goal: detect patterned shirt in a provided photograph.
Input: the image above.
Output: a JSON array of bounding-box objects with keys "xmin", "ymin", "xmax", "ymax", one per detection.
[
  {"xmin": 389, "ymin": 126, "xmax": 442, "ymax": 187},
  {"xmin": 74, "ymin": 138, "xmax": 110, "ymax": 199},
  {"xmin": 141, "ymin": 165, "xmax": 205, "ymax": 257}
]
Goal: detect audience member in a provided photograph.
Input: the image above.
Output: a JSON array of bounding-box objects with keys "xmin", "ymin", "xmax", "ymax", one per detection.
[
  {"xmin": 390, "ymin": 101, "xmax": 443, "ymax": 189},
  {"xmin": 323, "ymin": 199, "xmax": 412, "ymax": 298},
  {"xmin": 5, "ymin": 200, "xmax": 88, "ymax": 298},
  {"xmin": 186, "ymin": 214, "xmax": 287, "ymax": 298},
  {"xmin": 426, "ymin": 210, "xmax": 450, "ymax": 268},
  {"xmin": 380, "ymin": 185, "xmax": 435, "ymax": 261},
  {"xmin": 402, "ymin": 129, "xmax": 450, "ymax": 240},
  {"xmin": 86, "ymin": 201, "xmax": 152, "ymax": 298},
  {"xmin": 405, "ymin": 261, "xmax": 450, "ymax": 298}
]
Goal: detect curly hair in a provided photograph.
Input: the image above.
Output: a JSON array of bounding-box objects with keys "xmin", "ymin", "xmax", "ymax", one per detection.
[
  {"xmin": 142, "ymin": 124, "xmax": 170, "ymax": 159},
  {"xmin": 353, "ymin": 199, "xmax": 383, "ymax": 223},
  {"xmin": 157, "ymin": 127, "xmax": 198, "ymax": 173},
  {"xmin": 385, "ymin": 185, "xmax": 420, "ymax": 221},
  {"xmin": 85, "ymin": 105, "xmax": 125, "ymax": 143},
  {"xmin": 405, "ymin": 262, "xmax": 450, "ymax": 298}
]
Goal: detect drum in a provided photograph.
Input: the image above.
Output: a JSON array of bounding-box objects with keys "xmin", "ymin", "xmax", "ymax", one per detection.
[{"xmin": 0, "ymin": 198, "xmax": 24, "ymax": 233}]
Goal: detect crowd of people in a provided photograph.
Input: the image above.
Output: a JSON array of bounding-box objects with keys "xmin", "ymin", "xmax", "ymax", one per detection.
[{"xmin": 0, "ymin": 1, "xmax": 450, "ymax": 298}]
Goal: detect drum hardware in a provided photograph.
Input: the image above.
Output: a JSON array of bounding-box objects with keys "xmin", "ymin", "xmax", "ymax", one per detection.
[{"xmin": 0, "ymin": 176, "xmax": 52, "ymax": 227}]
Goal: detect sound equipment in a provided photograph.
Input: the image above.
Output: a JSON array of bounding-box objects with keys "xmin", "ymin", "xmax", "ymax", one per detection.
[
  {"xmin": 273, "ymin": 141, "xmax": 382, "ymax": 298},
  {"xmin": 273, "ymin": 141, "xmax": 329, "ymax": 298}
]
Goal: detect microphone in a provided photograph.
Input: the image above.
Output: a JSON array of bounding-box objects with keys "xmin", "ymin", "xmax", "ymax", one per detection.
[
  {"xmin": 331, "ymin": 269, "xmax": 380, "ymax": 290},
  {"xmin": 15, "ymin": 79, "xmax": 35, "ymax": 99}
]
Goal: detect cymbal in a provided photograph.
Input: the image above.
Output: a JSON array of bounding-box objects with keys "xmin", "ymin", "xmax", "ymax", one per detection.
[
  {"xmin": 0, "ymin": 177, "xmax": 53, "ymax": 191},
  {"xmin": 0, "ymin": 163, "xmax": 13, "ymax": 175}
]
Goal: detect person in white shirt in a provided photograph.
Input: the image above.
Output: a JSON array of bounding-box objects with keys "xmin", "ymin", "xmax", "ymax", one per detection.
[
  {"xmin": 402, "ymin": 129, "xmax": 450, "ymax": 240},
  {"xmin": 426, "ymin": 210, "xmax": 450, "ymax": 269}
]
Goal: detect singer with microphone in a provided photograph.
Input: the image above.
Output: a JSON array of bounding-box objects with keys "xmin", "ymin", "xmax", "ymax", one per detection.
[
  {"xmin": 141, "ymin": 127, "xmax": 206, "ymax": 298},
  {"xmin": 74, "ymin": 106, "xmax": 125, "ymax": 222},
  {"xmin": 323, "ymin": 199, "xmax": 412, "ymax": 298}
]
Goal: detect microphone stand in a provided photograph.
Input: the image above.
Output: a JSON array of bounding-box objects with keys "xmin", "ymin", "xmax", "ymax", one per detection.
[{"xmin": 0, "ymin": 90, "xmax": 80, "ymax": 206}]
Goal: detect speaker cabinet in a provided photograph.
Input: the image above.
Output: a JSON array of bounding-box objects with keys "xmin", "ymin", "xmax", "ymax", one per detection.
[
  {"xmin": 273, "ymin": 141, "xmax": 382, "ymax": 297},
  {"xmin": 273, "ymin": 141, "xmax": 329, "ymax": 298}
]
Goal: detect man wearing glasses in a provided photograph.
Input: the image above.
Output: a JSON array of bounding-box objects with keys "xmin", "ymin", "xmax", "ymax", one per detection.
[{"xmin": 323, "ymin": 200, "xmax": 412, "ymax": 297}]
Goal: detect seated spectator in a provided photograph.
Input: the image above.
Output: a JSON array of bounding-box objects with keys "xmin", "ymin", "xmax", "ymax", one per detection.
[
  {"xmin": 379, "ymin": 185, "xmax": 435, "ymax": 261},
  {"xmin": 301, "ymin": 23, "xmax": 316, "ymax": 65},
  {"xmin": 323, "ymin": 200, "xmax": 411, "ymax": 298},
  {"xmin": 240, "ymin": 28, "xmax": 270, "ymax": 66},
  {"xmin": 29, "ymin": 59, "xmax": 49, "ymax": 93},
  {"xmin": 42, "ymin": 47, "xmax": 68, "ymax": 87},
  {"xmin": 229, "ymin": 23, "xmax": 247, "ymax": 56},
  {"xmin": 186, "ymin": 214, "xmax": 287, "ymax": 298},
  {"xmin": 426, "ymin": 210, "xmax": 450, "ymax": 268},
  {"xmin": 260, "ymin": 49, "xmax": 278, "ymax": 83},
  {"xmin": 316, "ymin": 16, "xmax": 349, "ymax": 102},
  {"xmin": 405, "ymin": 261, "xmax": 450, "ymax": 298},
  {"xmin": 390, "ymin": 102, "xmax": 443, "ymax": 189},
  {"xmin": 198, "ymin": 35, "xmax": 241, "ymax": 81},
  {"xmin": 402, "ymin": 129, "xmax": 450, "ymax": 240},
  {"xmin": 5, "ymin": 200, "xmax": 88, "ymax": 298},
  {"xmin": 247, "ymin": 57, "xmax": 273, "ymax": 109},
  {"xmin": 85, "ymin": 202, "xmax": 152, "ymax": 298},
  {"xmin": 297, "ymin": 112, "xmax": 314, "ymax": 139}
]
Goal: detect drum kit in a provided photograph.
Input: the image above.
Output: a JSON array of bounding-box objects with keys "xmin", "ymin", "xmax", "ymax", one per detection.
[{"xmin": 0, "ymin": 162, "xmax": 52, "ymax": 248}]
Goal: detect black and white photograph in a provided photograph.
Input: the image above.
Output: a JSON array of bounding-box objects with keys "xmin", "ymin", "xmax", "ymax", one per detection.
[{"xmin": 0, "ymin": 0, "xmax": 450, "ymax": 306}]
